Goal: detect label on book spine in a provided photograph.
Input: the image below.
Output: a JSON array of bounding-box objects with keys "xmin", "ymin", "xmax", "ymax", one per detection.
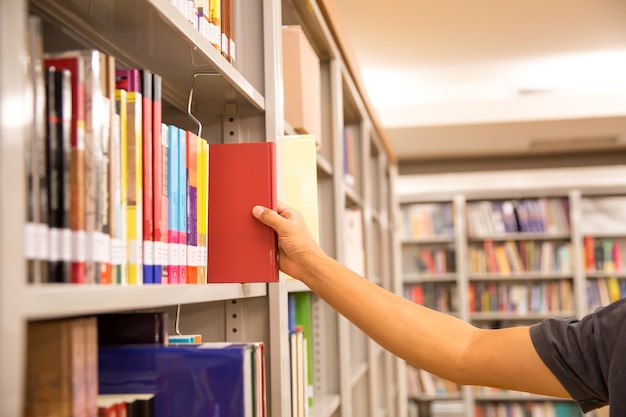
[
  {"xmin": 72, "ymin": 230, "xmax": 87, "ymax": 262},
  {"xmin": 143, "ymin": 240, "xmax": 154, "ymax": 265},
  {"xmin": 49, "ymin": 228, "xmax": 61, "ymax": 262},
  {"xmin": 35, "ymin": 224, "xmax": 50, "ymax": 261},
  {"xmin": 61, "ymin": 229, "xmax": 72, "ymax": 262},
  {"xmin": 24, "ymin": 223, "xmax": 37, "ymax": 259}
]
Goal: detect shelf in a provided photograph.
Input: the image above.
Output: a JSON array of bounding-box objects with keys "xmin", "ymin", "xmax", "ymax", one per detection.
[
  {"xmin": 317, "ymin": 153, "xmax": 333, "ymax": 177},
  {"xmin": 24, "ymin": 283, "xmax": 267, "ymax": 320},
  {"xmin": 470, "ymin": 311, "xmax": 577, "ymax": 321},
  {"xmin": 409, "ymin": 394, "xmax": 464, "ymax": 402},
  {"xmin": 473, "ymin": 392, "xmax": 566, "ymax": 402},
  {"xmin": 402, "ymin": 236, "xmax": 455, "ymax": 245},
  {"xmin": 311, "ymin": 394, "xmax": 341, "ymax": 417},
  {"xmin": 286, "ymin": 279, "xmax": 311, "ymax": 293},
  {"xmin": 31, "ymin": 0, "xmax": 265, "ymax": 117},
  {"xmin": 404, "ymin": 273, "xmax": 457, "ymax": 283},
  {"xmin": 469, "ymin": 272, "xmax": 573, "ymax": 281},
  {"xmin": 467, "ymin": 232, "xmax": 570, "ymax": 242},
  {"xmin": 345, "ymin": 185, "xmax": 363, "ymax": 207},
  {"xmin": 586, "ymin": 271, "xmax": 626, "ymax": 278}
]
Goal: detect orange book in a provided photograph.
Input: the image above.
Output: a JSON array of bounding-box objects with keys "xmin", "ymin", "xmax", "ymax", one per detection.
[
  {"xmin": 207, "ymin": 142, "xmax": 278, "ymax": 283},
  {"xmin": 494, "ymin": 245, "xmax": 511, "ymax": 275}
]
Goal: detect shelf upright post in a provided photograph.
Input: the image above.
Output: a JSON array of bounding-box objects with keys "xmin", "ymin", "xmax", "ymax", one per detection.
[
  {"xmin": 263, "ymin": 0, "xmax": 291, "ymax": 415},
  {"xmin": 0, "ymin": 0, "xmax": 28, "ymax": 415}
]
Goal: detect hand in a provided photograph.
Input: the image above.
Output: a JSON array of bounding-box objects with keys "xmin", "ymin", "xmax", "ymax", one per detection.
[{"xmin": 252, "ymin": 202, "xmax": 325, "ymax": 280}]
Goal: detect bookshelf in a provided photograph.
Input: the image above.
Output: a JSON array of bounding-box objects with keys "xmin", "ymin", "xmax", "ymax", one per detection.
[
  {"xmin": 0, "ymin": 1, "xmax": 401, "ymax": 417},
  {"xmin": 395, "ymin": 165, "xmax": 626, "ymax": 417}
]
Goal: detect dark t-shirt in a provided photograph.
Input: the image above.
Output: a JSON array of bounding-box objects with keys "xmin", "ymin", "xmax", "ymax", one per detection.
[{"xmin": 530, "ymin": 297, "xmax": 626, "ymax": 415}]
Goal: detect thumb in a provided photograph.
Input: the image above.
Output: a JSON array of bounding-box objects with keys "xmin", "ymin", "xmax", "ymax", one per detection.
[{"xmin": 252, "ymin": 205, "xmax": 286, "ymax": 232}]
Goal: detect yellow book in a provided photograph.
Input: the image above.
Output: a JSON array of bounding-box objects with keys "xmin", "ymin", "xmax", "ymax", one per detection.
[
  {"xmin": 277, "ymin": 135, "xmax": 320, "ymax": 280},
  {"xmin": 125, "ymin": 91, "xmax": 143, "ymax": 285},
  {"xmin": 114, "ymin": 90, "xmax": 128, "ymax": 285},
  {"xmin": 197, "ymin": 138, "xmax": 207, "ymax": 283}
]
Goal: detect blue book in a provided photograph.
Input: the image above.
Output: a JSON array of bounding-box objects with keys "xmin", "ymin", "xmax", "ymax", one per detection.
[
  {"xmin": 178, "ymin": 129, "xmax": 187, "ymax": 284},
  {"xmin": 167, "ymin": 125, "xmax": 179, "ymax": 284},
  {"xmin": 99, "ymin": 343, "xmax": 262, "ymax": 417}
]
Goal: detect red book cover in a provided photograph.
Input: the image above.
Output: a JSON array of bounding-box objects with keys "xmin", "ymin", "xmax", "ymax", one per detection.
[
  {"xmin": 44, "ymin": 54, "xmax": 87, "ymax": 284},
  {"xmin": 584, "ymin": 235, "xmax": 595, "ymax": 272},
  {"xmin": 207, "ymin": 142, "xmax": 278, "ymax": 283},
  {"xmin": 152, "ymin": 74, "xmax": 167, "ymax": 285},
  {"xmin": 140, "ymin": 69, "xmax": 154, "ymax": 284}
]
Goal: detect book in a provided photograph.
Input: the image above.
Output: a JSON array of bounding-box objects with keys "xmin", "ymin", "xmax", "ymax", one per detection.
[
  {"xmin": 186, "ymin": 131, "xmax": 198, "ymax": 284},
  {"xmin": 25, "ymin": 15, "xmax": 49, "ymax": 284},
  {"xmin": 116, "ymin": 69, "xmax": 143, "ymax": 285},
  {"xmin": 291, "ymin": 292, "xmax": 314, "ymax": 408},
  {"xmin": 197, "ymin": 137, "xmax": 207, "ymax": 283},
  {"xmin": 281, "ymin": 26, "xmax": 322, "ymax": 150},
  {"xmin": 178, "ymin": 128, "xmax": 187, "ymax": 284},
  {"xmin": 26, "ymin": 317, "xmax": 97, "ymax": 417},
  {"xmin": 276, "ymin": 135, "xmax": 320, "ymax": 250},
  {"xmin": 344, "ymin": 207, "xmax": 365, "ymax": 275},
  {"xmin": 113, "ymin": 90, "xmax": 127, "ymax": 285},
  {"xmin": 140, "ymin": 69, "xmax": 154, "ymax": 284},
  {"xmin": 99, "ymin": 342, "xmax": 264, "ymax": 417},
  {"xmin": 167, "ymin": 125, "xmax": 179, "ymax": 284},
  {"xmin": 44, "ymin": 52, "xmax": 87, "ymax": 284},
  {"xmin": 152, "ymin": 76, "xmax": 167, "ymax": 285},
  {"xmin": 98, "ymin": 312, "xmax": 169, "ymax": 346},
  {"xmin": 207, "ymin": 142, "xmax": 278, "ymax": 283},
  {"xmin": 46, "ymin": 67, "xmax": 73, "ymax": 283}
]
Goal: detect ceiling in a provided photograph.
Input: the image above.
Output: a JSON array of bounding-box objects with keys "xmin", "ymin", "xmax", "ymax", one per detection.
[{"xmin": 332, "ymin": 0, "xmax": 626, "ymax": 162}]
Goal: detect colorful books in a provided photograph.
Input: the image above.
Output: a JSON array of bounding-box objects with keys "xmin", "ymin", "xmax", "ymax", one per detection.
[
  {"xmin": 167, "ymin": 125, "xmax": 179, "ymax": 284},
  {"xmin": 207, "ymin": 142, "xmax": 278, "ymax": 283}
]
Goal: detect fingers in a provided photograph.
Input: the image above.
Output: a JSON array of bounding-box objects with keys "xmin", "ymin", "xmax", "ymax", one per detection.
[{"xmin": 252, "ymin": 205, "xmax": 288, "ymax": 232}]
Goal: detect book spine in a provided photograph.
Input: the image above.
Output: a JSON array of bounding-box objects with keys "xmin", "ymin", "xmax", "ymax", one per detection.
[
  {"xmin": 167, "ymin": 125, "xmax": 179, "ymax": 284},
  {"xmin": 186, "ymin": 132, "xmax": 198, "ymax": 284},
  {"xmin": 151, "ymin": 74, "xmax": 164, "ymax": 284},
  {"xmin": 114, "ymin": 89, "xmax": 128, "ymax": 285},
  {"xmin": 198, "ymin": 138, "xmax": 207, "ymax": 283},
  {"xmin": 159, "ymin": 122, "xmax": 169, "ymax": 284},
  {"xmin": 140, "ymin": 69, "xmax": 154, "ymax": 284},
  {"xmin": 124, "ymin": 89, "xmax": 143, "ymax": 285},
  {"xmin": 178, "ymin": 129, "xmax": 187, "ymax": 284}
]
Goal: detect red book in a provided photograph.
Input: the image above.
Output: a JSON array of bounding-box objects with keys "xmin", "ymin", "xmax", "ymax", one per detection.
[
  {"xmin": 44, "ymin": 53, "xmax": 87, "ymax": 284},
  {"xmin": 207, "ymin": 142, "xmax": 278, "ymax": 283},
  {"xmin": 140, "ymin": 69, "xmax": 154, "ymax": 284},
  {"xmin": 152, "ymin": 74, "xmax": 167, "ymax": 285},
  {"xmin": 584, "ymin": 236, "xmax": 595, "ymax": 272}
]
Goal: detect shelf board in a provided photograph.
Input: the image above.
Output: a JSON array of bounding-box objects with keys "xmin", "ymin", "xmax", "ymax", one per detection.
[
  {"xmin": 586, "ymin": 271, "xmax": 626, "ymax": 278},
  {"xmin": 24, "ymin": 283, "xmax": 267, "ymax": 320},
  {"xmin": 286, "ymin": 279, "xmax": 312, "ymax": 293},
  {"xmin": 316, "ymin": 153, "xmax": 333, "ymax": 177},
  {"xmin": 467, "ymin": 232, "xmax": 570, "ymax": 241},
  {"xmin": 470, "ymin": 311, "xmax": 577, "ymax": 321},
  {"xmin": 469, "ymin": 272, "xmax": 573, "ymax": 281},
  {"xmin": 345, "ymin": 185, "xmax": 363, "ymax": 207},
  {"xmin": 351, "ymin": 361, "xmax": 369, "ymax": 387},
  {"xmin": 408, "ymin": 394, "xmax": 464, "ymax": 402},
  {"xmin": 473, "ymin": 392, "xmax": 568, "ymax": 402},
  {"xmin": 404, "ymin": 273, "xmax": 457, "ymax": 283},
  {"xmin": 401, "ymin": 235, "xmax": 455, "ymax": 244},
  {"xmin": 311, "ymin": 394, "xmax": 341, "ymax": 417},
  {"xmin": 31, "ymin": 0, "xmax": 264, "ymax": 119}
]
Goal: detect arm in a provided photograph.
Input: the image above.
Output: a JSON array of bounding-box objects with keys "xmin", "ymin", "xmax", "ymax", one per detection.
[{"xmin": 252, "ymin": 203, "xmax": 570, "ymax": 398}]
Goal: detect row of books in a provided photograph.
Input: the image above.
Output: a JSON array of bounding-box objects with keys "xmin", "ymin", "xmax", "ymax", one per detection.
[
  {"xmin": 583, "ymin": 236, "xmax": 624, "ymax": 273},
  {"xmin": 288, "ymin": 292, "xmax": 314, "ymax": 417},
  {"xmin": 468, "ymin": 240, "xmax": 572, "ymax": 275},
  {"xmin": 474, "ymin": 401, "xmax": 582, "ymax": 417},
  {"xmin": 405, "ymin": 283, "xmax": 458, "ymax": 313},
  {"xmin": 587, "ymin": 277, "xmax": 626, "ymax": 311},
  {"xmin": 468, "ymin": 281, "xmax": 574, "ymax": 314},
  {"xmin": 170, "ymin": 0, "xmax": 236, "ymax": 66},
  {"xmin": 406, "ymin": 364, "xmax": 461, "ymax": 398},
  {"xmin": 410, "ymin": 246, "xmax": 457, "ymax": 274},
  {"xmin": 25, "ymin": 18, "xmax": 279, "ymax": 285},
  {"xmin": 466, "ymin": 198, "xmax": 570, "ymax": 237},
  {"xmin": 26, "ymin": 312, "xmax": 266, "ymax": 417},
  {"xmin": 402, "ymin": 203, "xmax": 454, "ymax": 239}
]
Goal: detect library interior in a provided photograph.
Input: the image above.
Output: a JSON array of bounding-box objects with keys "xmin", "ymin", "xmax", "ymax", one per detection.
[{"xmin": 2, "ymin": 0, "xmax": 625, "ymax": 417}]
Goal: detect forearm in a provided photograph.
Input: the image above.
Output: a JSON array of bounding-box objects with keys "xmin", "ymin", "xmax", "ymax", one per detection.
[
  {"xmin": 299, "ymin": 252, "xmax": 478, "ymax": 383},
  {"xmin": 299, "ymin": 252, "xmax": 570, "ymax": 398}
]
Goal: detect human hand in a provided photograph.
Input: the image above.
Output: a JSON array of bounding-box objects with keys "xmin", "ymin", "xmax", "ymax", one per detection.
[{"xmin": 252, "ymin": 202, "xmax": 325, "ymax": 280}]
